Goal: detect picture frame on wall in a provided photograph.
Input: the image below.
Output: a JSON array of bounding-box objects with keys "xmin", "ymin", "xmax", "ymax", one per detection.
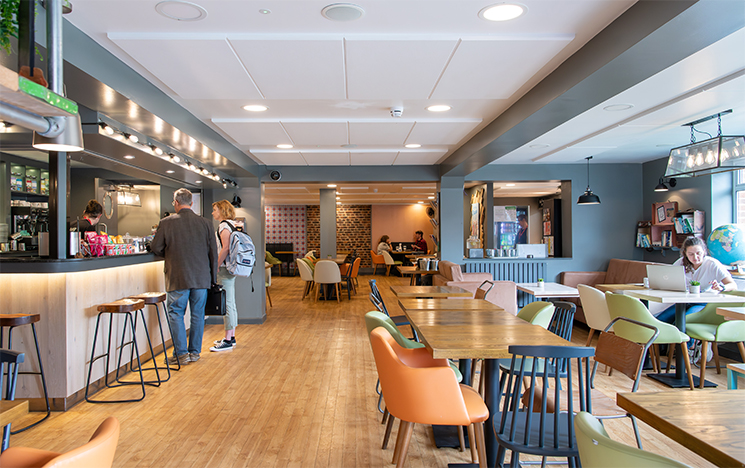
[{"xmin": 656, "ymin": 205, "xmax": 666, "ymax": 223}]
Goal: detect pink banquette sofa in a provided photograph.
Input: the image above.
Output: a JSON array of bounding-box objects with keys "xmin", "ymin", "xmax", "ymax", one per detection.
[{"xmin": 433, "ymin": 260, "xmax": 518, "ymax": 315}]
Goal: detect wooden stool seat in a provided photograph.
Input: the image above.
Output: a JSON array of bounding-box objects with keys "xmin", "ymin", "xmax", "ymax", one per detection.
[
  {"xmin": 0, "ymin": 314, "xmax": 40, "ymax": 327},
  {"xmin": 129, "ymin": 292, "xmax": 166, "ymax": 304},
  {"xmin": 97, "ymin": 299, "xmax": 144, "ymax": 313}
]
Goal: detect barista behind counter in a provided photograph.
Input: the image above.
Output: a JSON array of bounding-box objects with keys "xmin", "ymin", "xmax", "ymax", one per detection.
[{"xmin": 70, "ymin": 200, "xmax": 104, "ymax": 233}]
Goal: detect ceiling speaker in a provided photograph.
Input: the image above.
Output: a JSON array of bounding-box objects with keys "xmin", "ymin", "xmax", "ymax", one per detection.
[
  {"xmin": 269, "ymin": 170, "xmax": 281, "ymax": 181},
  {"xmin": 426, "ymin": 206, "xmax": 435, "ymax": 218}
]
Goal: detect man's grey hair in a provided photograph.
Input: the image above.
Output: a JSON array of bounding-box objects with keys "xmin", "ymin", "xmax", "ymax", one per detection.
[{"xmin": 174, "ymin": 188, "xmax": 193, "ymax": 206}]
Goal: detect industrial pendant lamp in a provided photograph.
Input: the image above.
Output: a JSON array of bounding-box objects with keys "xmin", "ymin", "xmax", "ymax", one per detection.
[
  {"xmin": 32, "ymin": 113, "xmax": 84, "ymax": 152},
  {"xmin": 577, "ymin": 156, "xmax": 601, "ymax": 205}
]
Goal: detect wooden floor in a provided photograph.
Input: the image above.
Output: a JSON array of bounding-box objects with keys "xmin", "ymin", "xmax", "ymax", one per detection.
[{"xmin": 9, "ymin": 274, "xmax": 732, "ymax": 467}]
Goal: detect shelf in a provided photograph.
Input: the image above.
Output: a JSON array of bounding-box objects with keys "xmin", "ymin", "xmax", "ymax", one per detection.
[
  {"xmin": 0, "ymin": 64, "xmax": 77, "ymax": 117},
  {"xmin": 11, "ymin": 191, "xmax": 49, "ymax": 198}
]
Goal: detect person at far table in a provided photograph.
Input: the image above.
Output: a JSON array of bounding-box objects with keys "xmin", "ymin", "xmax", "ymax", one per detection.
[
  {"xmin": 377, "ymin": 235, "xmax": 392, "ymax": 255},
  {"xmin": 516, "ymin": 214, "xmax": 528, "ymax": 245},
  {"xmin": 412, "ymin": 230, "xmax": 427, "ymax": 252}
]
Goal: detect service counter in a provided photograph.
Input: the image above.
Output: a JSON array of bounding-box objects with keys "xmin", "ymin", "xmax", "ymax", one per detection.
[{"xmin": 0, "ymin": 254, "xmax": 168, "ymax": 410}]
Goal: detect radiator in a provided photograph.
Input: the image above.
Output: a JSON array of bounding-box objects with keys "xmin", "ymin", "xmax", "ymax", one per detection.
[{"xmin": 465, "ymin": 260, "xmax": 547, "ymax": 308}]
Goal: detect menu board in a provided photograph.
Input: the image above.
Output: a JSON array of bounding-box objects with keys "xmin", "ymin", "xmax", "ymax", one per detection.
[{"xmin": 494, "ymin": 205, "xmax": 517, "ymax": 222}]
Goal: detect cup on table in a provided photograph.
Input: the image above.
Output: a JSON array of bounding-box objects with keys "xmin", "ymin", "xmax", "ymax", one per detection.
[{"xmin": 643, "ymin": 277, "xmax": 650, "ymax": 288}]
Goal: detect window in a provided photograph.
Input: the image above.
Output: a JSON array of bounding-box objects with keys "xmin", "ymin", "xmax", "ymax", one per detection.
[{"xmin": 734, "ymin": 170, "xmax": 745, "ymax": 223}]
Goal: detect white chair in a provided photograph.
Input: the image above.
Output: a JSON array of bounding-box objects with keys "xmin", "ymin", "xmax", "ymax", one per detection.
[
  {"xmin": 265, "ymin": 262, "xmax": 272, "ymax": 307},
  {"xmin": 296, "ymin": 258, "xmax": 315, "ymax": 300},
  {"xmin": 381, "ymin": 251, "xmax": 402, "ymax": 276},
  {"xmin": 578, "ymin": 284, "xmax": 612, "ymax": 346},
  {"xmin": 314, "ymin": 260, "xmax": 342, "ymax": 303}
]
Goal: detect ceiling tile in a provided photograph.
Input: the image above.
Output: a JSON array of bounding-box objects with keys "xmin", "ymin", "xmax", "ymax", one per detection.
[
  {"xmin": 345, "ymin": 40, "xmax": 457, "ymax": 100},
  {"xmin": 283, "ymin": 122, "xmax": 348, "ymax": 146},
  {"xmin": 407, "ymin": 122, "xmax": 480, "ymax": 145},
  {"xmin": 301, "ymin": 152, "xmax": 350, "ymax": 166},
  {"xmin": 350, "ymin": 152, "xmax": 399, "ymax": 165},
  {"xmin": 251, "ymin": 152, "xmax": 307, "ymax": 166},
  {"xmin": 230, "ymin": 39, "xmax": 345, "ymax": 99},
  {"xmin": 394, "ymin": 151, "xmax": 447, "ymax": 165},
  {"xmin": 212, "ymin": 121, "xmax": 289, "ymax": 146},
  {"xmin": 349, "ymin": 122, "xmax": 414, "ymax": 145},
  {"xmin": 110, "ymin": 37, "xmax": 262, "ymax": 100}
]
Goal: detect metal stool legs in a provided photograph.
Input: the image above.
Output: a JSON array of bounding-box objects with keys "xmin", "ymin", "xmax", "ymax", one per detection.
[
  {"xmin": 130, "ymin": 302, "xmax": 173, "ymax": 380},
  {"xmin": 1, "ymin": 324, "xmax": 50, "ymax": 434},
  {"xmin": 127, "ymin": 307, "xmax": 165, "ymax": 385}
]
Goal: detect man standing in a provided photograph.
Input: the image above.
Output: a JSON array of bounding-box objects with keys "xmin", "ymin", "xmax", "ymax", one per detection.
[
  {"xmin": 412, "ymin": 230, "xmax": 427, "ymax": 252},
  {"xmin": 516, "ymin": 215, "xmax": 528, "ymax": 245},
  {"xmin": 151, "ymin": 188, "xmax": 217, "ymax": 366}
]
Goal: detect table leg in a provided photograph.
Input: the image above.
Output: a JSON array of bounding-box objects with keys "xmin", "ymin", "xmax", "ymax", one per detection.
[{"xmin": 727, "ymin": 369, "xmax": 739, "ymax": 389}]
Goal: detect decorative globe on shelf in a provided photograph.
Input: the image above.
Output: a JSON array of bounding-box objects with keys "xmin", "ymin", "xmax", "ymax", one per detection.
[{"xmin": 707, "ymin": 224, "xmax": 745, "ymax": 266}]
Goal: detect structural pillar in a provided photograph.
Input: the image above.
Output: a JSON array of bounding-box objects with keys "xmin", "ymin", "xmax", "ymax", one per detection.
[
  {"xmin": 319, "ymin": 188, "xmax": 337, "ymax": 260},
  {"xmin": 438, "ymin": 175, "xmax": 465, "ymax": 263}
]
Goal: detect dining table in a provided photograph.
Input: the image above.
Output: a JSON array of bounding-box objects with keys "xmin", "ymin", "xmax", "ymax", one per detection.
[
  {"xmin": 396, "ymin": 266, "xmax": 440, "ymax": 285},
  {"xmin": 402, "ymin": 304, "xmax": 573, "ymax": 467},
  {"xmin": 594, "ymin": 283, "xmax": 646, "ymax": 293},
  {"xmin": 617, "ymin": 390, "xmax": 745, "ymax": 468},
  {"xmin": 623, "ymin": 289, "xmax": 740, "ymax": 388},
  {"xmin": 390, "ymin": 285, "xmax": 472, "ymax": 298},
  {"xmin": 716, "ymin": 305, "xmax": 745, "ymax": 321},
  {"xmin": 0, "ymin": 399, "xmax": 28, "ymax": 429},
  {"xmin": 516, "ymin": 282, "xmax": 579, "ymax": 299},
  {"xmin": 398, "ymin": 298, "xmax": 501, "ymax": 313}
]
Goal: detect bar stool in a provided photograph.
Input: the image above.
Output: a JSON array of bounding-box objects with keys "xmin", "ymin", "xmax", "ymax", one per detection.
[
  {"xmin": 128, "ymin": 292, "xmax": 176, "ymax": 377},
  {"xmin": 0, "ymin": 314, "xmax": 50, "ymax": 433},
  {"xmin": 85, "ymin": 298, "xmax": 158, "ymax": 403}
]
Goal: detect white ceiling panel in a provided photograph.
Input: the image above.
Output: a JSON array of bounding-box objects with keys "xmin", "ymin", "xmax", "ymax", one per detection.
[
  {"xmin": 349, "ymin": 122, "xmax": 413, "ymax": 145},
  {"xmin": 301, "ymin": 152, "xmax": 350, "ymax": 166},
  {"xmin": 110, "ymin": 36, "xmax": 262, "ymax": 100},
  {"xmin": 211, "ymin": 121, "xmax": 289, "ymax": 146},
  {"xmin": 252, "ymin": 152, "xmax": 307, "ymax": 166},
  {"xmin": 407, "ymin": 122, "xmax": 481, "ymax": 145},
  {"xmin": 394, "ymin": 151, "xmax": 448, "ymax": 165},
  {"xmin": 345, "ymin": 40, "xmax": 457, "ymax": 100},
  {"xmin": 350, "ymin": 152, "xmax": 399, "ymax": 166},
  {"xmin": 283, "ymin": 122, "xmax": 348, "ymax": 146},
  {"xmin": 432, "ymin": 37, "xmax": 573, "ymax": 100},
  {"xmin": 230, "ymin": 39, "xmax": 345, "ymax": 100}
]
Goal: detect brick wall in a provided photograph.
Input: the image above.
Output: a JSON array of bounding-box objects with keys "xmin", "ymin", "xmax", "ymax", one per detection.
[{"xmin": 306, "ymin": 205, "xmax": 372, "ymax": 267}]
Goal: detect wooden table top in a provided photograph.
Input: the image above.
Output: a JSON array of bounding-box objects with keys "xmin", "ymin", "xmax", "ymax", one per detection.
[
  {"xmin": 717, "ymin": 306, "xmax": 745, "ymax": 321},
  {"xmin": 516, "ymin": 282, "xmax": 579, "ymax": 298},
  {"xmin": 617, "ymin": 390, "xmax": 745, "ymax": 468},
  {"xmin": 594, "ymin": 283, "xmax": 646, "ymax": 293},
  {"xmin": 398, "ymin": 298, "xmax": 500, "ymax": 312},
  {"xmin": 396, "ymin": 266, "xmax": 439, "ymax": 276},
  {"xmin": 404, "ymin": 309, "xmax": 572, "ymax": 360},
  {"xmin": 0, "ymin": 400, "xmax": 29, "ymax": 428},
  {"xmin": 625, "ymin": 289, "xmax": 740, "ymax": 304},
  {"xmin": 390, "ymin": 285, "xmax": 472, "ymax": 298}
]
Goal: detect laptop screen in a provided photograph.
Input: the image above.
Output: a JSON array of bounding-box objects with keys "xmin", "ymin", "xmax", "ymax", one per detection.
[{"xmin": 646, "ymin": 265, "xmax": 688, "ymax": 292}]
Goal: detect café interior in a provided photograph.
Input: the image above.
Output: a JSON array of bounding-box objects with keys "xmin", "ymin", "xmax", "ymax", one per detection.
[{"xmin": 1, "ymin": 1, "xmax": 745, "ymax": 467}]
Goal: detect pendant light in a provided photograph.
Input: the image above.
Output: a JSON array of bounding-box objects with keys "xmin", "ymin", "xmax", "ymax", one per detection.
[{"xmin": 577, "ymin": 156, "xmax": 601, "ymax": 205}]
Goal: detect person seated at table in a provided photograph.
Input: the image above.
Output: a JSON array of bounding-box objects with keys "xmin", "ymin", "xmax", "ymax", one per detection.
[
  {"xmin": 412, "ymin": 230, "xmax": 427, "ymax": 252},
  {"xmin": 377, "ymin": 235, "xmax": 392, "ymax": 255}
]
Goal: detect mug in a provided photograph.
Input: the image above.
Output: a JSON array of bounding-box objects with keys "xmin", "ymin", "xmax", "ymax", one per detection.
[{"xmin": 643, "ymin": 277, "xmax": 650, "ymax": 288}]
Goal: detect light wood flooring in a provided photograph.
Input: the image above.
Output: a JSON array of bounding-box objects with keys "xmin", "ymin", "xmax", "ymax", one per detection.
[{"xmin": 8, "ymin": 274, "xmax": 734, "ymax": 467}]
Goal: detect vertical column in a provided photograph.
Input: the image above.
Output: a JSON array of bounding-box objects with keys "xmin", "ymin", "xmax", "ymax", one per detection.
[
  {"xmin": 439, "ymin": 175, "xmax": 465, "ymax": 263},
  {"xmin": 484, "ymin": 182, "xmax": 494, "ymax": 250},
  {"xmin": 319, "ymin": 188, "xmax": 337, "ymax": 260},
  {"xmin": 48, "ymin": 151, "xmax": 68, "ymax": 259}
]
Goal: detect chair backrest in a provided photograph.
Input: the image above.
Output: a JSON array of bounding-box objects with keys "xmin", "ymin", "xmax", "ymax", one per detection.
[
  {"xmin": 592, "ymin": 317, "xmax": 659, "ymax": 392},
  {"xmin": 548, "ymin": 301, "xmax": 576, "ymax": 341},
  {"xmin": 370, "ymin": 250, "xmax": 385, "ymax": 264},
  {"xmin": 578, "ymin": 284, "xmax": 612, "ymax": 331},
  {"xmin": 265, "ymin": 265, "xmax": 271, "ymax": 287},
  {"xmin": 365, "ymin": 312, "xmax": 424, "ymax": 349},
  {"xmin": 296, "ymin": 258, "xmax": 314, "ymax": 281},
  {"xmin": 368, "ymin": 327, "xmax": 472, "ymax": 426},
  {"xmin": 605, "ymin": 293, "xmax": 682, "ymax": 344},
  {"xmin": 474, "ymin": 280, "xmax": 494, "ymax": 300},
  {"xmin": 0, "ymin": 349, "xmax": 24, "ymax": 402},
  {"xmin": 45, "ymin": 417, "xmax": 121, "ymax": 468},
  {"xmin": 350, "ymin": 257, "xmax": 361, "ymax": 278},
  {"xmin": 314, "ymin": 260, "xmax": 341, "ymax": 283},
  {"xmin": 497, "ymin": 345, "xmax": 594, "ymax": 455},
  {"xmin": 368, "ymin": 279, "xmax": 389, "ymax": 316},
  {"xmin": 574, "ymin": 412, "xmax": 691, "ymax": 468},
  {"xmin": 381, "ymin": 251, "xmax": 396, "ymax": 265},
  {"xmin": 517, "ymin": 301, "xmax": 555, "ymax": 328}
]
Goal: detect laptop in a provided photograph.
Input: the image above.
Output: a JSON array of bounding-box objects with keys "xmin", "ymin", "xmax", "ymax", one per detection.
[{"xmin": 646, "ymin": 265, "xmax": 688, "ymax": 292}]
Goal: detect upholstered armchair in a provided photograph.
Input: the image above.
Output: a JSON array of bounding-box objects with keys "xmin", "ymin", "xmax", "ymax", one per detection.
[{"xmin": 433, "ymin": 261, "xmax": 517, "ymax": 315}]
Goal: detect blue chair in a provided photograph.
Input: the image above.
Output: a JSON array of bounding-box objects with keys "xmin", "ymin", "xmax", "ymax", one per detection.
[
  {"xmin": 1, "ymin": 349, "xmax": 25, "ymax": 452},
  {"xmin": 369, "ymin": 279, "xmax": 419, "ymax": 342}
]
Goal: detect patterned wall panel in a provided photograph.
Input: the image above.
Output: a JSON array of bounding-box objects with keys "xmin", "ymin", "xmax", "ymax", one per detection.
[{"xmin": 265, "ymin": 205, "xmax": 307, "ymax": 255}]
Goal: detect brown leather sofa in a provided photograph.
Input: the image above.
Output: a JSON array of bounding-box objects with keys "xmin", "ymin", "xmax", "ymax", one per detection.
[
  {"xmin": 433, "ymin": 260, "xmax": 518, "ymax": 315},
  {"xmin": 560, "ymin": 258, "xmax": 662, "ymax": 323}
]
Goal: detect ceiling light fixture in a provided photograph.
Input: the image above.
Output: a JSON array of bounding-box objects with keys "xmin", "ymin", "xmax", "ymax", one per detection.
[
  {"xmin": 426, "ymin": 105, "xmax": 451, "ymax": 112},
  {"xmin": 258, "ymin": 8, "xmax": 271, "ymax": 14},
  {"xmin": 155, "ymin": 0, "xmax": 208, "ymax": 21},
  {"xmin": 169, "ymin": 153, "xmax": 181, "ymax": 164},
  {"xmin": 327, "ymin": 184, "xmax": 337, "ymax": 188},
  {"xmin": 479, "ymin": 3, "xmax": 526, "ymax": 21},
  {"xmin": 99, "ymin": 122, "xmax": 115, "ymax": 135},
  {"xmin": 654, "ymin": 177, "xmax": 677, "ymax": 192},
  {"xmin": 321, "ymin": 3, "xmax": 365, "ymax": 21},
  {"xmin": 32, "ymin": 114, "xmax": 85, "ymax": 152},
  {"xmin": 577, "ymin": 156, "xmax": 601, "ymax": 205},
  {"xmin": 150, "ymin": 144, "xmax": 164, "ymax": 155},
  {"xmin": 166, "ymin": 170, "xmax": 175, "ymax": 174},
  {"xmin": 277, "ymin": 144, "xmax": 293, "ymax": 149},
  {"xmin": 124, "ymin": 155, "xmax": 135, "ymax": 160},
  {"xmin": 243, "ymin": 104, "xmax": 268, "ymax": 112},
  {"xmin": 405, "ymin": 143, "xmax": 421, "ymax": 148},
  {"xmin": 665, "ymin": 110, "xmax": 745, "ymax": 178},
  {"xmin": 603, "ymin": 104, "xmax": 634, "ymax": 112}
]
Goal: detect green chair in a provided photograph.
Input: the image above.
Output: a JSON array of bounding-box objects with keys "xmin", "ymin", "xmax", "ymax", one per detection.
[
  {"xmin": 575, "ymin": 412, "xmax": 691, "ymax": 468},
  {"xmin": 605, "ymin": 292, "xmax": 694, "ymax": 390},
  {"xmin": 381, "ymin": 251, "xmax": 402, "ymax": 276},
  {"xmin": 265, "ymin": 251, "xmax": 282, "ymax": 275},
  {"xmin": 684, "ymin": 301, "xmax": 745, "ymax": 388}
]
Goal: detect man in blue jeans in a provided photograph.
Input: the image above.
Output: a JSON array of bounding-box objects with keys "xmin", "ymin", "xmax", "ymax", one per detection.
[{"xmin": 151, "ymin": 188, "xmax": 217, "ymax": 366}]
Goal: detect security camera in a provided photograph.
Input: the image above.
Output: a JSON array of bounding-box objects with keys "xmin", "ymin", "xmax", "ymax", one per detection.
[{"xmin": 390, "ymin": 107, "xmax": 404, "ymax": 118}]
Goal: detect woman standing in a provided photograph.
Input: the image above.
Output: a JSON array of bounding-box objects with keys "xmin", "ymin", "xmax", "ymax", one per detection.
[
  {"xmin": 377, "ymin": 235, "xmax": 392, "ymax": 255},
  {"xmin": 210, "ymin": 200, "xmax": 239, "ymax": 352},
  {"xmin": 72, "ymin": 199, "xmax": 104, "ymax": 233}
]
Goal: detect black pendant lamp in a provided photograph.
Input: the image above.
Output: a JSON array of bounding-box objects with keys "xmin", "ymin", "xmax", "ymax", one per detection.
[{"xmin": 577, "ymin": 156, "xmax": 601, "ymax": 205}]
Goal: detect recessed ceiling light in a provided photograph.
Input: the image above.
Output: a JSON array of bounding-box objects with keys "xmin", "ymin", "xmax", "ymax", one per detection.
[
  {"xmin": 336, "ymin": 201, "xmax": 341, "ymax": 204},
  {"xmin": 417, "ymin": 201, "xmax": 424, "ymax": 204},
  {"xmin": 195, "ymin": 180, "xmax": 203, "ymax": 183},
  {"xmin": 506, "ymin": 183, "xmax": 516, "ymax": 187},
  {"xmin": 428, "ymin": 196, "xmax": 435, "ymax": 199},
  {"xmin": 258, "ymin": 8, "xmax": 271, "ymax": 14},
  {"xmin": 166, "ymin": 170, "xmax": 175, "ymax": 174},
  {"xmin": 321, "ymin": 3, "xmax": 365, "ymax": 21},
  {"xmin": 336, "ymin": 196, "xmax": 340, "ymax": 200},
  {"xmin": 124, "ymin": 155, "xmax": 135, "ymax": 160},
  {"xmin": 529, "ymin": 144, "xmax": 550, "ymax": 149},
  {"xmin": 405, "ymin": 143, "xmax": 421, "ymax": 148},
  {"xmin": 243, "ymin": 104, "xmax": 268, "ymax": 112},
  {"xmin": 327, "ymin": 184, "xmax": 337, "ymax": 188},
  {"xmin": 155, "ymin": 1, "xmax": 208, "ymax": 21},
  {"xmin": 479, "ymin": 3, "xmax": 526, "ymax": 21},
  {"xmin": 341, "ymin": 144, "xmax": 357, "ymax": 149},
  {"xmin": 427, "ymin": 105, "xmax": 451, "ymax": 112},
  {"xmin": 603, "ymin": 104, "xmax": 634, "ymax": 112},
  {"xmin": 277, "ymin": 144, "xmax": 293, "ymax": 149}
]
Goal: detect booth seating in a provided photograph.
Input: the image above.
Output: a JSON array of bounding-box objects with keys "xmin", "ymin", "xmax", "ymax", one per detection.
[
  {"xmin": 433, "ymin": 261, "xmax": 517, "ymax": 315},
  {"xmin": 560, "ymin": 258, "xmax": 662, "ymax": 323}
]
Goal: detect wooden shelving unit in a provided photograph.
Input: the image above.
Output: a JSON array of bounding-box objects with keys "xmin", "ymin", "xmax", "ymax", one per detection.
[
  {"xmin": 636, "ymin": 202, "xmax": 705, "ymax": 254},
  {"xmin": 0, "ymin": 64, "xmax": 77, "ymax": 117}
]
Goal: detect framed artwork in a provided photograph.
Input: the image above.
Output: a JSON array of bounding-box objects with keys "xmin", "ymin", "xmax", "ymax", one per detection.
[{"xmin": 656, "ymin": 205, "xmax": 666, "ymax": 223}]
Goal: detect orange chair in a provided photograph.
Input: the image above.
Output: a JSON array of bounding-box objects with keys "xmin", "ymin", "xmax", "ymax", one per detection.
[
  {"xmin": 0, "ymin": 417, "xmax": 120, "ymax": 468},
  {"xmin": 369, "ymin": 327, "xmax": 488, "ymax": 468},
  {"xmin": 370, "ymin": 250, "xmax": 386, "ymax": 275}
]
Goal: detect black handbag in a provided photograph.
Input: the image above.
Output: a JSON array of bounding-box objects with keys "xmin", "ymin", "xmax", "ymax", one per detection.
[{"xmin": 205, "ymin": 283, "xmax": 226, "ymax": 316}]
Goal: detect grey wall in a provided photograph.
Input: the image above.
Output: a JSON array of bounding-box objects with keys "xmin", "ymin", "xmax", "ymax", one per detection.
[{"xmin": 118, "ymin": 188, "xmax": 161, "ymax": 238}]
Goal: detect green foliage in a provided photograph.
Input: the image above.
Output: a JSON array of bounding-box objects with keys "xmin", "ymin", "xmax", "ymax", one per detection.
[
  {"xmin": 0, "ymin": 0, "xmax": 21, "ymax": 55},
  {"xmin": 690, "ymin": 280, "xmax": 700, "ymax": 286}
]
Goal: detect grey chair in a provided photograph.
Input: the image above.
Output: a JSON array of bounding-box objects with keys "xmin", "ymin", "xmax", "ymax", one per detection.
[{"xmin": 1, "ymin": 349, "xmax": 25, "ymax": 452}]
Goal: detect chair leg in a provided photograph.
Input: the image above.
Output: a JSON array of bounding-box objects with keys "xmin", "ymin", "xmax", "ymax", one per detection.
[
  {"xmin": 584, "ymin": 328, "xmax": 595, "ymax": 347},
  {"xmin": 738, "ymin": 342, "xmax": 745, "ymax": 363},
  {"xmin": 266, "ymin": 289, "xmax": 272, "ymax": 307},
  {"xmin": 653, "ymin": 344, "xmax": 662, "ymax": 373},
  {"xmin": 395, "ymin": 421, "xmax": 414, "ymax": 468},
  {"xmin": 336, "ymin": 284, "xmax": 341, "ymax": 303},
  {"xmin": 469, "ymin": 359, "xmax": 477, "ymax": 386},
  {"xmin": 467, "ymin": 424, "xmax": 477, "ymax": 462},
  {"xmin": 713, "ymin": 341, "xmax": 721, "ymax": 373},
  {"xmin": 699, "ymin": 340, "xmax": 708, "ymax": 389},
  {"xmin": 315, "ymin": 284, "xmax": 320, "ymax": 302},
  {"xmin": 386, "ymin": 265, "xmax": 391, "ymax": 276},
  {"xmin": 475, "ymin": 422, "xmax": 487, "ymax": 468},
  {"xmin": 382, "ymin": 414, "xmax": 396, "ymax": 450},
  {"xmin": 665, "ymin": 343, "xmax": 675, "ymax": 373},
  {"xmin": 382, "ymin": 406, "xmax": 388, "ymax": 424},
  {"xmin": 392, "ymin": 420, "xmax": 405, "ymax": 464},
  {"xmin": 631, "ymin": 415, "xmax": 643, "ymax": 449},
  {"xmin": 458, "ymin": 425, "xmax": 466, "ymax": 453},
  {"xmin": 681, "ymin": 343, "xmax": 695, "ymax": 390}
]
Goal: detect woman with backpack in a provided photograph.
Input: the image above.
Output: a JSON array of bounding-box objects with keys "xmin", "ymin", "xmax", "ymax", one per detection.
[{"xmin": 210, "ymin": 199, "xmax": 239, "ymax": 352}]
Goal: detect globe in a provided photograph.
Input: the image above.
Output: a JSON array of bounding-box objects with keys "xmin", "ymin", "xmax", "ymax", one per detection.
[{"xmin": 707, "ymin": 224, "xmax": 745, "ymax": 266}]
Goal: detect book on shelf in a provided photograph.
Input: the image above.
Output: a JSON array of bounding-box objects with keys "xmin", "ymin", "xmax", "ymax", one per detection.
[
  {"xmin": 636, "ymin": 233, "xmax": 652, "ymax": 248},
  {"xmin": 683, "ymin": 217, "xmax": 694, "ymax": 233}
]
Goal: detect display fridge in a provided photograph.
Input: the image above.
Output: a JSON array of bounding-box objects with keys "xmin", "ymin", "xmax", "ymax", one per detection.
[{"xmin": 495, "ymin": 222, "xmax": 520, "ymax": 250}]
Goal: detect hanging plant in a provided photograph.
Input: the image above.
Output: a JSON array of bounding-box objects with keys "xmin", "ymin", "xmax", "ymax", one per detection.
[{"xmin": 0, "ymin": 0, "xmax": 21, "ymax": 55}]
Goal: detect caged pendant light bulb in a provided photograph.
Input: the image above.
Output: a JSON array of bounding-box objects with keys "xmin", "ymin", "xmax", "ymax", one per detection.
[{"xmin": 577, "ymin": 156, "xmax": 601, "ymax": 205}]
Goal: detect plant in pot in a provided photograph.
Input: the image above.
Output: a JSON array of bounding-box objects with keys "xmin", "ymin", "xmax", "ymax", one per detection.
[
  {"xmin": 537, "ymin": 278, "xmax": 544, "ymax": 288},
  {"xmin": 689, "ymin": 280, "xmax": 701, "ymax": 294}
]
